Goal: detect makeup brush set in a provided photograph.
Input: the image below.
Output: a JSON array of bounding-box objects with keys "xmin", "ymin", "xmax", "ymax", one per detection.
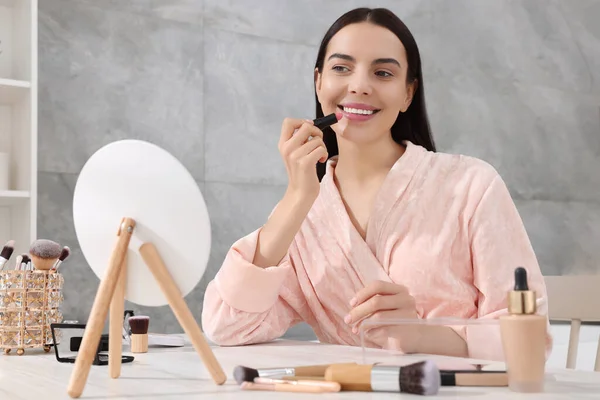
[
  {"xmin": 0, "ymin": 239, "xmax": 70, "ymax": 272},
  {"xmin": 0, "ymin": 238, "xmax": 68, "ymax": 355},
  {"xmin": 233, "ymin": 360, "xmax": 508, "ymax": 395}
]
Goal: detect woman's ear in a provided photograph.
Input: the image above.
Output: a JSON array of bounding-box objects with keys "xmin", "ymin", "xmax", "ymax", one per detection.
[
  {"xmin": 314, "ymin": 68, "xmax": 322, "ymax": 94},
  {"xmin": 402, "ymin": 79, "xmax": 418, "ymax": 111}
]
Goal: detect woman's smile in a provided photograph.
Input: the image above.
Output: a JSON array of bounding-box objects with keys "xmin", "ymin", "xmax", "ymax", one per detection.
[{"xmin": 337, "ymin": 102, "xmax": 382, "ymax": 122}]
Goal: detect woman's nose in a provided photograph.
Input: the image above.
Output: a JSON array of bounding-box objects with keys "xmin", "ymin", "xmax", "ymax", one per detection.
[{"xmin": 348, "ymin": 73, "xmax": 372, "ymax": 96}]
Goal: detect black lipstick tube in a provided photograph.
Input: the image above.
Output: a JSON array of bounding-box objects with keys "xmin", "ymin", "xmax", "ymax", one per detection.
[{"xmin": 313, "ymin": 113, "xmax": 340, "ymax": 130}]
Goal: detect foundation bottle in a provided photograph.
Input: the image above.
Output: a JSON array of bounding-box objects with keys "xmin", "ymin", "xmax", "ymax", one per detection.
[{"xmin": 499, "ymin": 267, "xmax": 546, "ymax": 393}]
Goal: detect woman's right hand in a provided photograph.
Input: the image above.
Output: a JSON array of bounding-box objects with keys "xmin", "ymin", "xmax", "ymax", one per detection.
[
  {"xmin": 278, "ymin": 118, "xmax": 328, "ymax": 202},
  {"xmin": 250, "ymin": 118, "xmax": 326, "ymax": 268}
]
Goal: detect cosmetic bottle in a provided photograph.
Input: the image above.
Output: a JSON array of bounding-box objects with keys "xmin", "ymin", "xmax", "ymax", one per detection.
[{"xmin": 499, "ymin": 267, "xmax": 546, "ymax": 393}]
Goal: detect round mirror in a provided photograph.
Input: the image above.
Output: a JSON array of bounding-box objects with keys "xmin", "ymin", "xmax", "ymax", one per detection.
[{"xmin": 73, "ymin": 140, "xmax": 211, "ymax": 307}]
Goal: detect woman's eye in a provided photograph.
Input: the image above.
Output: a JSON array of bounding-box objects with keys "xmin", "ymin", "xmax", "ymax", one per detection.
[
  {"xmin": 376, "ymin": 71, "xmax": 393, "ymax": 77},
  {"xmin": 332, "ymin": 65, "xmax": 349, "ymax": 72}
]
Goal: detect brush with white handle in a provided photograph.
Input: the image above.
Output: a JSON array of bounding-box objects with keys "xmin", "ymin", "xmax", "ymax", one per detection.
[
  {"xmin": 21, "ymin": 254, "xmax": 31, "ymax": 271},
  {"xmin": 13, "ymin": 255, "xmax": 22, "ymax": 271},
  {"xmin": 0, "ymin": 240, "xmax": 15, "ymax": 271}
]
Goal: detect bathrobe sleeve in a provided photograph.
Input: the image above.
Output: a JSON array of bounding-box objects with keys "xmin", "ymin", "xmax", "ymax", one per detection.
[
  {"xmin": 463, "ymin": 173, "xmax": 553, "ymax": 361},
  {"xmin": 201, "ymin": 227, "xmax": 306, "ymax": 346}
]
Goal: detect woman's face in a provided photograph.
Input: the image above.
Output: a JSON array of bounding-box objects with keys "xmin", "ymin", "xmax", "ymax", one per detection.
[{"xmin": 315, "ymin": 22, "xmax": 415, "ymax": 144}]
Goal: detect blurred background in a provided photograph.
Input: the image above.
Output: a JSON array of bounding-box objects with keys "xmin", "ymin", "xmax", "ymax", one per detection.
[{"xmin": 36, "ymin": 1, "xmax": 599, "ymax": 369}]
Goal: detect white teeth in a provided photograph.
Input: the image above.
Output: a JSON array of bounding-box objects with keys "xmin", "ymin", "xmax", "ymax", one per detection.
[{"xmin": 343, "ymin": 107, "xmax": 374, "ymax": 115}]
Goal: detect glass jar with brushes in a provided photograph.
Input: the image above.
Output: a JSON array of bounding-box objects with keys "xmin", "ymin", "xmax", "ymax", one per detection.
[{"xmin": 0, "ymin": 239, "xmax": 69, "ymax": 355}]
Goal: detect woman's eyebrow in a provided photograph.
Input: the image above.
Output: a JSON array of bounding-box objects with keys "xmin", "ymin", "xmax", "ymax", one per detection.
[
  {"xmin": 327, "ymin": 53, "xmax": 400, "ymax": 67},
  {"xmin": 372, "ymin": 58, "xmax": 401, "ymax": 67},
  {"xmin": 327, "ymin": 53, "xmax": 355, "ymax": 62}
]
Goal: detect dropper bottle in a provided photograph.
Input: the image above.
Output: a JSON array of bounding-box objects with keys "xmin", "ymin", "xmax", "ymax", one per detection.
[{"xmin": 499, "ymin": 267, "xmax": 546, "ymax": 392}]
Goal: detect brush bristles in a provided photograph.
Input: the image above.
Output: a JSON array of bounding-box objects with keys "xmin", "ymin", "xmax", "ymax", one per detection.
[
  {"xmin": 29, "ymin": 239, "xmax": 62, "ymax": 259},
  {"xmin": 59, "ymin": 246, "xmax": 70, "ymax": 261},
  {"xmin": 128, "ymin": 316, "xmax": 149, "ymax": 334},
  {"xmin": 1, "ymin": 240, "xmax": 15, "ymax": 259},
  {"xmin": 233, "ymin": 366, "xmax": 259, "ymax": 385},
  {"xmin": 399, "ymin": 360, "xmax": 440, "ymax": 396}
]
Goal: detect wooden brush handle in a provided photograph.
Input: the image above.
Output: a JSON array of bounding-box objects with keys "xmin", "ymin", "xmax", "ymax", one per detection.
[
  {"xmin": 274, "ymin": 383, "xmax": 336, "ymax": 393},
  {"xmin": 256, "ymin": 378, "xmax": 341, "ymax": 391},
  {"xmin": 325, "ymin": 364, "xmax": 373, "ymax": 392},
  {"xmin": 67, "ymin": 218, "xmax": 135, "ymax": 398},
  {"xmin": 131, "ymin": 333, "xmax": 148, "ymax": 353},
  {"xmin": 139, "ymin": 242, "xmax": 226, "ymax": 385},
  {"xmin": 242, "ymin": 382, "xmax": 337, "ymax": 393},
  {"xmin": 295, "ymin": 363, "xmax": 356, "ymax": 376},
  {"xmin": 281, "ymin": 376, "xmax": 325, "ymax": 381},
  {"xmin": 109, "ymin": 252, "xmax": 127, "ymax": 378},
  {"xmin": 455, "ymin": 372, "xmax": 508, "ymax": 386}
]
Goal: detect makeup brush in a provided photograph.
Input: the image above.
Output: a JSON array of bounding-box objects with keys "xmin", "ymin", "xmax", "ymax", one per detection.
[
  {"xmin": 13, "ymin": 254, "xmax": 22, "ymax": 271},
  {"xmin": 234, "ymin": 362, "xmax": 357, "ymax": 385},
  {"xmin": 29, "ymin": 239, "xmax": 62, "ymax": 270},
  {"xmin": 128, "ymin": 316, "xmax": 149, "ymax": 353},
  {"xmin": 20, "ymin": 254, "xmax": 30, "ymax": 271},
  {"xmin": 52, "ymin": 246, "xmax": 71, "ymax": 271},
  {"xmin": 325, "ymin": 361, "xmax": 441, "ymax": 396},
  {"xmin": 0, "ymin": 240, "xmax": 15, "ymax": 271}
]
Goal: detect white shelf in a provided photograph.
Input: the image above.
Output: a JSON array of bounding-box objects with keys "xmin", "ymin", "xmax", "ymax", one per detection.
[
  {"xmin": 0, "ymin": 0, "xmax": 36, "ymax": 258},
  {"xmin": 0, "ymin": 78, "xmax": 30, "ymax": 104},
  {"xmin": 0, "ymin": 190, "xmax": 29, "ymax": 206}
]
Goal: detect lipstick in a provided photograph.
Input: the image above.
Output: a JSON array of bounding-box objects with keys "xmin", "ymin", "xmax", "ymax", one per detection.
[{"xmin": 313, "ymin": 112, "xmax": 342, "ymax": 130}]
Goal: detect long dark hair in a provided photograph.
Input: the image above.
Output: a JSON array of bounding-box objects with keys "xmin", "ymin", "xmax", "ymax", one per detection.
[{"xmin": 314, "ymin": 8, "xmax": 436, "ymax": 181}]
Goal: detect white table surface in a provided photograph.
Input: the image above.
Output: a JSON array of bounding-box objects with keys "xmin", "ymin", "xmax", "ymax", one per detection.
[{"xmin": 1, "ymin": 337, "xmax": 600, "ymax": 399}]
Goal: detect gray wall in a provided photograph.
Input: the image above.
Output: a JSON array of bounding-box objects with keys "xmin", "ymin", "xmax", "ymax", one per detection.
[{"xmin": 38, "ymin": 0, "xmax": 600, "ymax": 336}]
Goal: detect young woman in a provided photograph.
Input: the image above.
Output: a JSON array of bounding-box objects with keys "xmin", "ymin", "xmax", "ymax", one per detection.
[{"xmin": 201, "ymin": 7, "xmax": 552, "ymax": 361}]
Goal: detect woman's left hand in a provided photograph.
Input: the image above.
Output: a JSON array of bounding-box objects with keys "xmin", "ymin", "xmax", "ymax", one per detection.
[{"xmin": 345, "ymin": 280, "xmax": 421, "ymax": 353}]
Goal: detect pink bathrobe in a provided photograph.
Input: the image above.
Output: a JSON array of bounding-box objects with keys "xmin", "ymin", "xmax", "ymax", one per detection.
[{"xmin": 202, "ymin": 141, "xmax": 552, "ymax": 361}]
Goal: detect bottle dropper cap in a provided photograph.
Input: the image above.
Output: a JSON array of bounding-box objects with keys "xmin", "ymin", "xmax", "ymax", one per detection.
[
  {"xmin": 514, "ymin": 267, "xmax": 529, "ymax": 290},
  {"xmin": 508, "ymin": 267, "xmax": 537, "ymax": 315}
]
